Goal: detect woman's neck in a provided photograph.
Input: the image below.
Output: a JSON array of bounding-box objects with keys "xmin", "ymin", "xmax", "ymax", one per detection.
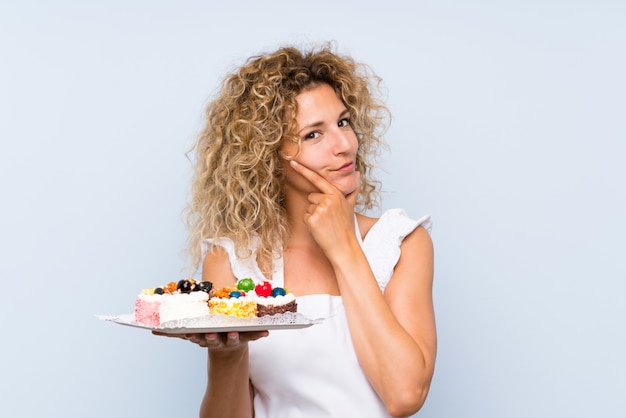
[{"xmin": 283, "ymin": 190, "xmax": 318, "ymax": 245}]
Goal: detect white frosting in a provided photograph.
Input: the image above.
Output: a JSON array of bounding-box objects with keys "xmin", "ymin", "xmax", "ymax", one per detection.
[
  {"xmin": 158, "ymin": 292, "xmax": 210, "ymax": 324},
  {"xmin": 248, "ymin": 292, "xmax": 296, "ymax": 306},
  {"xmin": 137, "ymin": 293, "xmax": 164, "ymax": 302}
]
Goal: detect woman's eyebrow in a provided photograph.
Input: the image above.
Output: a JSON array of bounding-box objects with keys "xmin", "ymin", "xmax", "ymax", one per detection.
[
  {"xmin": 298, "ymin": 120, "xmax": 324, "ymax": 135},
  {"xmin": 297, "ymin": 108, "xmax": 350, "ymax": 135}
]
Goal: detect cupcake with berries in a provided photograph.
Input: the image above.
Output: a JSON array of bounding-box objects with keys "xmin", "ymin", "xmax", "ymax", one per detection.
[
  {"xmin": 242, "ymin": 279, "xmax": 298, "ymax": 317},
  {"xmin": 208, "ymin": 280, "xmax": 258, "ymax": 318}
]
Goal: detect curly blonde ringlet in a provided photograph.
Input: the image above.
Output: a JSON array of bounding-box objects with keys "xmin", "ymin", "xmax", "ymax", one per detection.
[{"xmin": 185, "ymin": 43, "xmax": 390, "ymax": 275}]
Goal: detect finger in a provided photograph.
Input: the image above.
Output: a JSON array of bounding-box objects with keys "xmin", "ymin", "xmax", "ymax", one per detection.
[
  {"xmin": 306, "ymin": 192, "xmax": 326, "ymax": 205},
  {"xmin": 204, "ymin": 332, "xmax": 225, "ymax": 349},
  {"xmin": 188, "ymin": 334, "xmax": 206, "ymax": 346},
  {"xmin": 224, "ymin": 331, "xmax": 240, "ymax": 347},
  {"xmin": 241, "ymin": 330, "xmax": 270, "ymax": 341},
  {"xmin": 289, "ymin": 160, "xmax": 338, "ymax": 195}
]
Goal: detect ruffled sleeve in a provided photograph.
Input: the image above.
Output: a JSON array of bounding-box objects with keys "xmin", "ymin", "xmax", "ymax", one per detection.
[
  {"xmin": 201, "ymin": 237, "xmax": 266, "ymax": 283},
  {"xmin": 360, "ymin": 208, "xmax": 432, "ymax": 291}
]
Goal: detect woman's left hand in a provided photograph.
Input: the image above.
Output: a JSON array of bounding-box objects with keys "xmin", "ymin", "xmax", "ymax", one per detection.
[{"xmin": 289, "ymin": 160, "xmax": 360, "ymax": 254}]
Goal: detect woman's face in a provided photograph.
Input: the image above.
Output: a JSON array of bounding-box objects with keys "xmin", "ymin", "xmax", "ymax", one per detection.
[{"xmin": 281, "ymin": 83, "xmax": 359, "ymax": 197}]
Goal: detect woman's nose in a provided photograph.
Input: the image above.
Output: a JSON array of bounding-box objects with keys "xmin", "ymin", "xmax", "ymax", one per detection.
[{"xmin": 330, "ymin": 129, "xmax": 354, "ymax": 155}]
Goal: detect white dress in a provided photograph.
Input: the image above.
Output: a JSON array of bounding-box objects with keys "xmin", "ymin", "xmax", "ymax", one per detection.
[{"xmin": 202, "ymin": 208, "xmax": 432, "ymax": 418}]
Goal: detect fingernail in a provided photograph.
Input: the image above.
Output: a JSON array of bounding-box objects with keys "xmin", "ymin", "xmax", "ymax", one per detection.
[{"xmin": 290, "ymin": 160, "xmax": 299, "ymax": 167}]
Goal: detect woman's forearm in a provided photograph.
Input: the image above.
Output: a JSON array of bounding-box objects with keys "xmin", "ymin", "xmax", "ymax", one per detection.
[
  {"xmin": 329, "ymin": 230, "xmax": 436, "ymax": 417},
  {"xmin": 200, "ymin": 345, "xmax": 253, "ymax": 418}
]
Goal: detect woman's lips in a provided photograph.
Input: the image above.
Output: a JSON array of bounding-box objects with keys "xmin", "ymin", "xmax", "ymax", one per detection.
[{"xmin": 336, "ymin": 161, "xmax": 355, "ymax": 172}]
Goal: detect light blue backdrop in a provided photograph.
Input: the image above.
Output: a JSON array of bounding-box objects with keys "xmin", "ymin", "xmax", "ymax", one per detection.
[{"xmin": 1, "ymin": 1, "xmax": 624, "ymax": 417}]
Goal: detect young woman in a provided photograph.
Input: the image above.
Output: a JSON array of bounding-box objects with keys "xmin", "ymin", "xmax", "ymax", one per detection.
[{"xmin": 172, "ymin": 44, "xmax": 436, "ymax": 418}]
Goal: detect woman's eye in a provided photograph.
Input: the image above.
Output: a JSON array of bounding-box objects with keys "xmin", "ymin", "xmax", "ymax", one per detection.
[
  {"xmin": 304, "ymin": 131, "xmax": 320, "ymax": 140},
  {"xmin": 338, "ymin": 117, "xmax": 351, "ymax": 127}
]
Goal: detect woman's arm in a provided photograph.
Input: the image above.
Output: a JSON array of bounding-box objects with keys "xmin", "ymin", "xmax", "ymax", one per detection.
[
  {"xmin": 289, "ymin": 161, "xmax": 436, "ymax": 417},
  {"xmin": 197, "ymin": 247, "xmax": 264, "ymax": 418},
  {"xmin": 332, "ymin": 225, "xmax": 436, "ymax": 418}
]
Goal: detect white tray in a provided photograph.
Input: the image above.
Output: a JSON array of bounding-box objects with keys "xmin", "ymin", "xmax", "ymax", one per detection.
[{"xmin": 97, "ymin": 312, "xmax": 320, "ymax": 334}]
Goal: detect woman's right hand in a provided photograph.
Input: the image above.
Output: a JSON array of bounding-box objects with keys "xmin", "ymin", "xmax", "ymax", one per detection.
[{"xmin": 153, "ymin": 330, "xmax": 269, "ymax": 351}]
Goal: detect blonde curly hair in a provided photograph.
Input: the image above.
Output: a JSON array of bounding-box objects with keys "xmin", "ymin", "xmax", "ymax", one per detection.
[{"xmin": 185, "ymin": 43, "xmax": 390, "ymax": 274}]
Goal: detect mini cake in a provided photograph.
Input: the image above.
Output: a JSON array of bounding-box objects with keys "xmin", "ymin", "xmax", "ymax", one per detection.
[
  {"xmin": 248, "ymin": 280, "xmax": 298, "ymax": 317},
  {"xmin": 208, "ymin": 285, "xmax": 258, "ymax": 318},
  {"xmin": 134, "ymin": 278, "xmax": 212, "ymax": 326},
  {"xmin": 208, "ymin": 278, "xmax": 297, "ymax": 318}
]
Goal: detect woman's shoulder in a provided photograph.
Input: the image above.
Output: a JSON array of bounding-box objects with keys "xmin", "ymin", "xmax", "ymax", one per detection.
[
  {"xmin": 357, "ymin": 209, "xmax": 432, "ymax": 290},
  {"xmin": 201, "ymin": 236, "xmax": 266, "ymax": 284},
  {"xmin": 357, "ymin": 209, "xmax": 432, "ymax": 241},
  {"xmin": 202, "ymin": 245, "xmax": 238, "ymax": 287}
]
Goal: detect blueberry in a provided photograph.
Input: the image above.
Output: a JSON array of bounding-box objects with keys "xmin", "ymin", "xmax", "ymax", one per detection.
[
  {"xmin": 272, "ymin": 287, "xmax": 286, "ymax": 297},
  {"xmin": 196, "ymin": 281, "xmax": 213, "ymax": 293},
  {"xmin": 154, "ymin": 287, "xmax": 164, "ymax": 295},
  {"xmin": 177, "ymin": 279, "xmax": 193, "ymax": 294}
]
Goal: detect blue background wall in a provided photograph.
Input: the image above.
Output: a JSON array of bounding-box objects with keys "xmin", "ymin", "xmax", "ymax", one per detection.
[{"xmin": 1, "ymin": 1, "xmax": 624, "ymax": 417}]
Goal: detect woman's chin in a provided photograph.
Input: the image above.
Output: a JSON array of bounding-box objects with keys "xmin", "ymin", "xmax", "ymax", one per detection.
[{"xmin": 335, "ymin": 181, "xmax": 358, "ymax": 197}]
